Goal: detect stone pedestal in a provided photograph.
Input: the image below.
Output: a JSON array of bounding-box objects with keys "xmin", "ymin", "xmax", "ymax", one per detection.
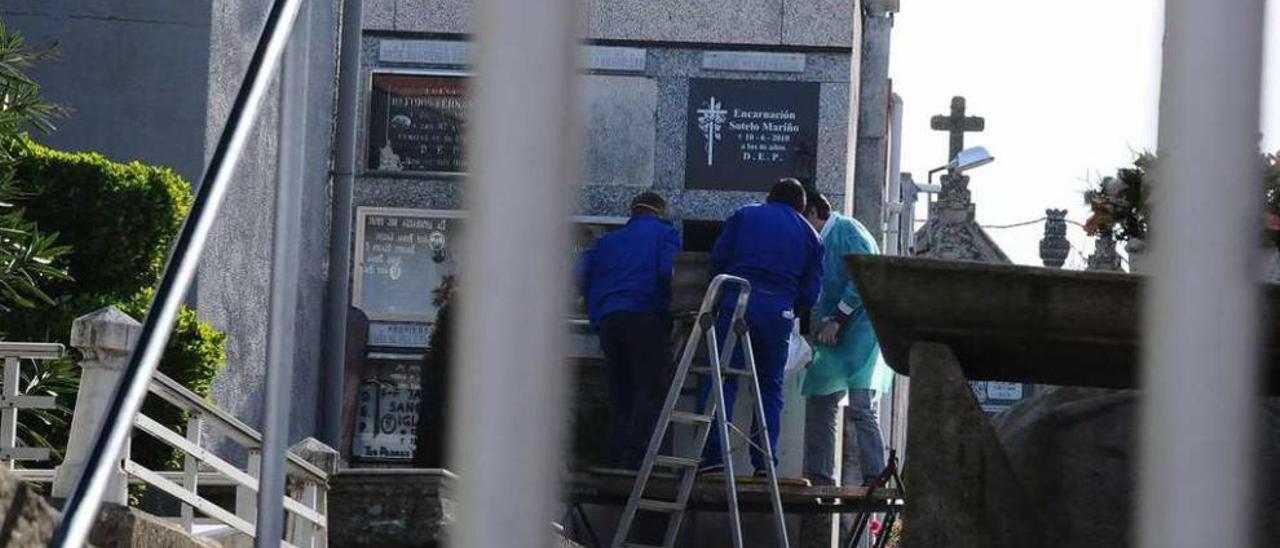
[
  {"xmin": 903, "ymin": 343, "xmax": 1041, "ymax": 548},
  {"xmin": 52, "ymin": 306, "xmax": 141, "ymax": 504},
  {"xmin": 328, "ymin": 469, "xmax": 456, "ymax": 547}
]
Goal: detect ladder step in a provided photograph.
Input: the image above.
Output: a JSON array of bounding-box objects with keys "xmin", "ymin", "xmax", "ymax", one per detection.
[
  {"xmin": 689, "ymin": 366, "xmax": 754, "ymax": 378},
  {"xmin": 653, "ymin": 456, "xmax": 699, "ymax": 470},
  {"xmin": 636, "ymin": 499, "xmax": 684, "ymax": 513},
  {"xmin": 670, "ymin": 411, "xmax": 713, "ymax": 425}
]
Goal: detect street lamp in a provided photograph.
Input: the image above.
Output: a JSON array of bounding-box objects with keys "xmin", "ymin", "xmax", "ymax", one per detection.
[{"xmin": 926, "ymin": 146, "xmax": 995, "ymax": 184}]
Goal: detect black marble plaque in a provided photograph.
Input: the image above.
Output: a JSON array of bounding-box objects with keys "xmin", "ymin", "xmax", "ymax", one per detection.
[
  {"xmin": 367, "ymin": 73, "xmax": 467, "ymax": 173},
  {"xmin": 684, "ymin": 79, "xmax": 820, "ymax": 192}
]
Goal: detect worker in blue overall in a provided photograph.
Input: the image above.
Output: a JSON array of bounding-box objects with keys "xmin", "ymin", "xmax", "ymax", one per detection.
[
  {"xmin": 577, "ymin": 191, "xmax": 681, "ymax": 469},
  {"xmin": 700, "ymin": 178, "xmax": 823, "ymax": 475}
]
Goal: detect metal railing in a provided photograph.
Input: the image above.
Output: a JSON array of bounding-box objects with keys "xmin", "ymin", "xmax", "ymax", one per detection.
[
  {"xmin": 51, "ymin": 0, "xmax": 306, "ymax": 545},
  {"xmin": 0, "ymin": 342, "xmax": 64, "ymax": 467},
  {"xmin": 130, "ymin": 372, "xmax": 329, "ymax": 547}
]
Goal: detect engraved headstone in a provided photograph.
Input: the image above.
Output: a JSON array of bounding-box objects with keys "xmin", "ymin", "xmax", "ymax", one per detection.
[
  {"xmin": 352, "ymin": 360, "xmax": 421, "ymax": 462},
  {"xmin": 354, "ymin": 208, "xmax": 463, "ymax": 322},
  {"xmin": 366, "ymin": 73, "xmax": 467, "ymax": 173},
  {"xmin": 684, "ymin": 79, "xmax": 820, "ymax": 192}
]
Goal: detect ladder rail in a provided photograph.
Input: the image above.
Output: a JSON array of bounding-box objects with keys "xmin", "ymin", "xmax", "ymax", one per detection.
[
  {"xmin": 611, "ymin": 309, "xmax": 706, "ymax": 548},
  {"xmin": 611, "ymin": 274, "xmax": 789, "ymax": 548},
  {"xmin": 739, "ymin": 330, "xmax": 791, "ymax": 548},
  {"xmin": 613, "ymin": 275, "xmax": 740, "ymax": 548},
  {"xmin": 705, "ymin": 323, "xmax": 744, "ymax": 548}
]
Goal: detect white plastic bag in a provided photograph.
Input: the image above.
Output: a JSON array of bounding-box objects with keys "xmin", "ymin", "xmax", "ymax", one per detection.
[{"xmin": 785, "ymin": 319, "xmax": 812, "ymax": 373}]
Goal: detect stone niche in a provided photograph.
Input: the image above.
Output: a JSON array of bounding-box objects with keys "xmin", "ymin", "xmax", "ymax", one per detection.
[{"xmin": 584, "ymin": 74, "xmax": 658, "ymax": 188}]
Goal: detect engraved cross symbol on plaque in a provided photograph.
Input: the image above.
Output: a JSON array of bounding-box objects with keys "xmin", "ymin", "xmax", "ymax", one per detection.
[
  {"xmin": 930, "ymin": 96, "xmax": 985, "ymax": 163},
  {"xmin": 696, "ymin": 97, "xmax": 728, "ymax": 166}
]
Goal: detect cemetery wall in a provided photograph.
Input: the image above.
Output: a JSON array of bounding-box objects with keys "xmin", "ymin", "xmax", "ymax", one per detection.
[
  {"xmin": 353, "ymin": 35, "xmax": 852, "ymax": 218},
  {"xmin": 345, "ymin": 11, "xmax": 857, "ymax": 469},
  {"xmin": 198, "ymin": 0, "xmax": 342, "ymax": 443},
  {"xmin": 360, "ymin": 0, "xmax": 855, "ymax": 48}
]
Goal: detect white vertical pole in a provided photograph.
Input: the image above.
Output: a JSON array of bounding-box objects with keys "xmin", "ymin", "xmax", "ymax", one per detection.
[
  {"xmin": 449, "ymin": 0, "xmax": 581, "ymax": 546},
  {"xmin": 258, "ymin": 1, "xmax": 309, "ymax": 543},
  {"xmin": 236, "ymin": 449, "xmax": 262, "ymax": 548},
  {"xmin": 181, "ymin": 414, "xmax": 203, "ymax": 532},
  {"xmin": 1137, "ymin": 1, "xmax": 1268, "ymax": 547},
  {"xmin": 0, "ymin": 357, "xmax": 18, "ymax": 470}
]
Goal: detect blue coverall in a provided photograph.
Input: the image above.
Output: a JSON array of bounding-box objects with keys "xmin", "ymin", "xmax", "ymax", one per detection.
[
  {"xmin": 577, "ymin": 214, "xmax": 681, "ymax": 468},
  {"xmin": 700, "ymin": 202, "xmax": 823, "ymax": 472}
]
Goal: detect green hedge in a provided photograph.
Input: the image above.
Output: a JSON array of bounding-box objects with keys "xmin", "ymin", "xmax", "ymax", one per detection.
[
  {"xmin": 9, "ymin": 137, "xmax": 190, "ymax": 301},
  {"xmin": 4, "ymin": 138, "xmax": 223, "ymax": 469}
]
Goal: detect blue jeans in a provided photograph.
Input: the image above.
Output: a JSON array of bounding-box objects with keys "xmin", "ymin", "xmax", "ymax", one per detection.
[
  {"xmin": 803, "ymin": 389, "xmax": 887, "ymax": 487},
  {"xmin": 698, "ymin": 297, "xmax": 791, "ymax": 472}
]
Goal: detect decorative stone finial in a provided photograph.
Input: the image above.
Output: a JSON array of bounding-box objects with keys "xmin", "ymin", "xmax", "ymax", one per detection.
[
  {"xmin": 1039, "ymin": 209, "xmax": 1070, "ymax": 268},
  {"xmin": 1087, "ymin": 234, "xmax": 1123, "ymax": 272}
]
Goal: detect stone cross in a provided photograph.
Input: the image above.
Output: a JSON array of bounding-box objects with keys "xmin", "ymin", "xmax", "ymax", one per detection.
[{"xmin": 930, "ymin": 96, "xmax": 985, "ymax": 163}]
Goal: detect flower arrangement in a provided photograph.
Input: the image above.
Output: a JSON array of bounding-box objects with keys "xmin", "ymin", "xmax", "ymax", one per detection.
[
  {"xmin": 1086, "ymin": 152, "xmax": 1280, "ymax": 244},
  {"xmin": 1084, "ymin": 153, "xmax": 1154, "ymax": 242}
]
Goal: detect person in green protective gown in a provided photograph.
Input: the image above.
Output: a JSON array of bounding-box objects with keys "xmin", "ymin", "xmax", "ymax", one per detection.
[{"xmin": 799, "ymin": 191, "xmax": 893, "ymax": 489}]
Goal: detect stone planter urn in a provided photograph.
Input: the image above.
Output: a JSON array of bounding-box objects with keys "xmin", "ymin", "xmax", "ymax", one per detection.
[{"xmin": 1123, "ymin": 237, "xmax": 1147, "ymax": 275}]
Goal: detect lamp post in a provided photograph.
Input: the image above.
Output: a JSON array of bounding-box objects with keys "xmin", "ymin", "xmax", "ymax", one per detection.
[{"xmin": 926, "ymin": 146, "xmax": 994, "ymax": 185}]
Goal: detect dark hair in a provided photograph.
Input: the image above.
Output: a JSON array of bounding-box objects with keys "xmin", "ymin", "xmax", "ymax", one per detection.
[
  {"xmin": 767, "ymin": 178, "xmax": 807, "ymax": 212},
  {"xmin": 630, "ymin": 191, "xmax": 668, "ymax": 217},
  {"xmin": 804, "ymin": 190, "xmax": 832, "ymax": 220}
]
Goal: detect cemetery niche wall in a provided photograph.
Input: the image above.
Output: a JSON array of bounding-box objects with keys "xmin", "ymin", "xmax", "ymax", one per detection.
[
  {"xmin": 345, "ymin": 34, "xmax": 854, "ymax": 468},
  {"xmin": 350, "ymin": 207, "xmax": 463, "ymax": 463}
]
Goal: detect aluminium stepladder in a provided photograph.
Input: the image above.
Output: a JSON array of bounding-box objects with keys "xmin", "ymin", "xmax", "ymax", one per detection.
[{"xmin": 611, "ymin": 274, "xmax": 790, "ymax": 548}]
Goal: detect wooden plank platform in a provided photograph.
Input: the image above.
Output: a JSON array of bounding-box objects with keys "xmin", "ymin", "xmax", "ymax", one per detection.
[{"xmin": 565, "ymin": 469, "xmax": 902, "ymax": 515}]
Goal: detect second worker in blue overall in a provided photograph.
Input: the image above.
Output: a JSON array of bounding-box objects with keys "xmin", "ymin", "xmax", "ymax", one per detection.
[{"xmin": 699, "ymin": 178, "xmax": 823, "ymax": 475}]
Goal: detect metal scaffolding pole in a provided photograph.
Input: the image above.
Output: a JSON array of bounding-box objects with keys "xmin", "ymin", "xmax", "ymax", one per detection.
[
  {"xmin": 1137, "ymin": 0, "xmax": 1268, "ymax": 546},
  {"xmin": 448, "ymin": 0, "xmax": 581, "ymax": 546}
]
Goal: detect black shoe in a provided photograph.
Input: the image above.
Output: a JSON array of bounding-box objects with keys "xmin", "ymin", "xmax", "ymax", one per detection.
[{"xmin": 753, "ymin": 469, "xmax": 769, "ymax": 478}]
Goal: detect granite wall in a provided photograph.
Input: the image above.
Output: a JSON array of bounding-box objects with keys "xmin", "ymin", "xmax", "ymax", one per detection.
[
  {"xmin": 361, "ymin": 0, "xmax": 855, "ymax": 48},
  {"xmin": 353, "ymin": 35, "xmax": 852, "ymax": 224}
]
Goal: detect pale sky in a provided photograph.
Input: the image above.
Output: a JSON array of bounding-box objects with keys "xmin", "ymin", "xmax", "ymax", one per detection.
[{"xmin": 891, "ymin": 0, "xmax": 1280, "ymax": 266}]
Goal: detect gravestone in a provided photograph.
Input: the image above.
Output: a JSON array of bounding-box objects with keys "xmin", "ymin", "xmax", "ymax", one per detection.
[
  {"xmin": 366, "ymin": 73, "xmax": 467, "ymax": 174},
  {"xmin": 354, "ymin": 208, "xmax": 462, "ymax": 323},
  {"xmin": 684, "ymin": 78, "xmax": 820, "ymax": 191},
  {"xmin": 352, "ymin": 358, "xmax": 423, "ymax": 463}
]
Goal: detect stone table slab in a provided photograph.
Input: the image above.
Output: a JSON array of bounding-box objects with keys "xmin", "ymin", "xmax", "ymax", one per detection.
[{"xmin": 847, "ymin": 255, "xmax": 1280, "ymax": 392}]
